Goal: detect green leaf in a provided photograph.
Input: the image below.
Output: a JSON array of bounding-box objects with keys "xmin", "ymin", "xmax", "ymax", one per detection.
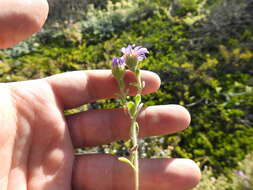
[
  {"xmin": 134, "ymin": 94, "xmax": 141, "ymax": 105},
  {"xmin": 127, "ymin": 101, "xmax": 136, "ymax": 116},
  {"xmin": 129, "ymin": 82, "xmax": 139, "ymax": 88},
  {"xmin": 118, "ymin": 157, "xmax": 136, "ymax": 170}
]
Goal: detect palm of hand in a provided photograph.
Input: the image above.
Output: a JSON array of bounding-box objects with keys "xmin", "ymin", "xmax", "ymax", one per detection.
[{"xmin": 1, "ymin": 79, "xmax": 74, "ymax": 190}]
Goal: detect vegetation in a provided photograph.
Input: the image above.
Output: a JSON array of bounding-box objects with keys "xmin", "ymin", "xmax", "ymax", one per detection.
[
  {"xmin": 0, "ymin": 0, "xmax": 252, "ymax": 189},
  {"xmin": 194, "ymin": 152, "xmax": 253, "ymax": 190}
]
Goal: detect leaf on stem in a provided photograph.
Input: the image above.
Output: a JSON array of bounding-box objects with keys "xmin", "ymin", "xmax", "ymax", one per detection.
[
  {"xmin": 134, "ymin": 94, "xmax": 141, "ymax": 105},
  {"xmin": 129, "ymin": 82, "xmax": 139, "ymax": 88},
  {"xmin": 118, "ymin": 157, "xmax": 136, "ymax": 170},
  {"xmin": 127, "ymin": 101, "xmax": 136, "ymax": 116}
]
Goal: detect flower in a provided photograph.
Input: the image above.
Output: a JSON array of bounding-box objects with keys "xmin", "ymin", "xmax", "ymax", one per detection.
[
  {"xmin": 112, "ymin": 57, "xmax": 125, "ymax": 67},
  {"xmin": 112, "ymin": 57, "xmax": 126, "ymax": 81},
  {"xmin": 121, "ymin": 44, "xmax": 149, "ymax": 70},
  {"xmin": 235, "ymin": 170, "xmax": 248, "ymax": 179}
]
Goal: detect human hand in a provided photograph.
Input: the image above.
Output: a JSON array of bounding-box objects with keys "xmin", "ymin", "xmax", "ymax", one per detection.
[
  {"xmin": 0, "ymin": 71, "xmax": 200, "ymax": 190},
  {"xmin": 0, "ymin": 1, "xmax": 201, "ymax": 189}
]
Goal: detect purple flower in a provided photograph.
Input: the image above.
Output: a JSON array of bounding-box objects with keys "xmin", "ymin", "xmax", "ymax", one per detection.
[
  {"xmin": 235, "ymin": 170, "xmax": 247, "ymax": 179},
  {"xmin": 112, "ymin": 57, "xmax": 125, "ymax": 80},
  {"xmin": 121, "ymin": 44, "xmax": 149, "ymax": 70},
  {"xmin": 121, "ymin": 44, "xmax": 149, "ymax": 61},
  {"xmin": 112, "ymin": 57, "xmax": 125, "ymax": 67}
]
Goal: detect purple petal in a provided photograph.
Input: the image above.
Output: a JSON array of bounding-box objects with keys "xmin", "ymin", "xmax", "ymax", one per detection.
[
  {"xmin": 136, "ymin": 47, "xmax": 149, "ymax": 55},
  {"xmin": 127, "ymin": 45, "xmax": 133, "ymax": 53},
  {"xmin": 121, "ymin": 47, "xmax": 127, "ymax": 54},
  {"xmin": 236, "ymin": 170, "xmax": 246, "ymax": 178},
  {"xmin": 138, "ymin": 57, "xmax": 144, "ymax": 61},
  {"xmin": 119, "ymin": 56, "xmax": 125, "ymax": 64},
  {"xmin": 137, "ymin": 55, "xmax": 146, "ymax": 61},
  {"xmin": 121, "ymin": 44, "xmax": 149, "ymax": 63},
  {"xmin": 122, "ymin": 45, "xmax": 134, "ymax": 54},
  {"xmin": 112, "ymin": 57, "xmax": 118, "ymax": 67},
  {"xmin": 112, "ymin": 57, "xmax": 125, "ymax": 67},
  {"xmin": 121, "ymin": 46, "xmax": 129, "ymax": 54}
]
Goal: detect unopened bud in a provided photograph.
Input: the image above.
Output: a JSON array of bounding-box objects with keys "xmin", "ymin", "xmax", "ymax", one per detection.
[{"xmin": 112, "ymin": 57, "xmax": 126, "ymax": 82}]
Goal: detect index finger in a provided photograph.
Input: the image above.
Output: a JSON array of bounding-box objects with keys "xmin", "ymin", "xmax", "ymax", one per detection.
[{"xmin": 46, "ymin": 70, "xmax": 161, "ymax": 109}]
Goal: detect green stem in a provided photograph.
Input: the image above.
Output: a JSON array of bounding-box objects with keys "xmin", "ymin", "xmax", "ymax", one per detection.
[
  {"xmin": 118, "ymin": 78, "xmax": 127, "ymax": 105},
  {"xmin": 121, "ymin": 69, "xmax": 143, "ymax": 190},
  {"xmin": 136, "ymin": 69, "xmax": 142, "ymax": 95},
  {"xmin": 131, "ymin": 69, "xmax": 142, "ymax": 190},
  {"xmin": 130, "ymin": 120, "xmax": 139, "ymax": 190}
]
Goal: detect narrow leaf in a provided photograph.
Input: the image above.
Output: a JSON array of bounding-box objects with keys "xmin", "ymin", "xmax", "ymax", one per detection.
[
  {"xmin": 129, "ymin": 82, "xmax": 138, "ymax": 88},
  {"xmin": 127, "ymin": 101, "xmax": 136, "ymax": 116},
  {"xmin": 134, "ymin": 94, "xmax": 141, "ymax": 105},
  {"xmin": 118, "ymin": 157, "xmax": 136, "ymax": 170}
]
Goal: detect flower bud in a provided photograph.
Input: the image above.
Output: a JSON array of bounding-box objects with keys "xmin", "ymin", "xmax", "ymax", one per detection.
[{"xmin": 112, "ymin": 57, "xmax": 126, "ymax": 81}]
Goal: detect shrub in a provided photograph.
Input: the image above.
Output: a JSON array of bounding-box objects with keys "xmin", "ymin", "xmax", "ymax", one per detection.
[
  {"xmin": 191, "ymin": 0, "xmax": 253, "ymax": 49},
  {"xmin": 193, "ymin": 153, "xmax": 253, "ymax": 190},
  {"xmin": 193, "ymin": 166, "xmax": 234, "ymax": 190},
  {"xmin": 81, "ymin": 0, "xmax": 158, "ymax": 42},
  {"xmin": 233, "ymin": 153, "xmax": 253, "ymax": 190},
  {"xmin": 46, "ymin": 0, "xmax": 88, "ymax": 24},
  {"xmin": 66, "ymin": 12, "xmax": 252, "ymax": 173}
]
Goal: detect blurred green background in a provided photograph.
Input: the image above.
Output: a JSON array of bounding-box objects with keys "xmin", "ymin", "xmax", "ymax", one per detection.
[{"xmin": 0, "ymin": 0, "xmax": 252, "ymax": 189}]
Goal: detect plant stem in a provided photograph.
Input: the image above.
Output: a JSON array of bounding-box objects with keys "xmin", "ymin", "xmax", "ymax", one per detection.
[
  {"xmin": 131, "ymin": 69, "xmax": 142, "ymax": 190},
  {"xmin": 130, "ymin": 120, "xmax": 139, "ymax": 190},
  {"xmin": 121, "ymin": 69, "xmax": 143, "ymax": 190}
]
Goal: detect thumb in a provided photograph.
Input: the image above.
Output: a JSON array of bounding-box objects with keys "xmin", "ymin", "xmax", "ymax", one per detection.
[{"xmin": 0, "ymin": 0, "xmax": 49, "ymax": 49}]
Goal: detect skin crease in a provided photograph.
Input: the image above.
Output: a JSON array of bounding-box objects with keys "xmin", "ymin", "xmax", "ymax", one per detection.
[{"xmin": 0, "ymin": 0, "xmax": 201, "ymax": 190}]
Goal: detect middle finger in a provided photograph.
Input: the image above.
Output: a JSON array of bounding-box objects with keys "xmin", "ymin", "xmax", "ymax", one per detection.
[{"xmin": 66, "ymin": 105, "xmax": 191, "ymax": 148}]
